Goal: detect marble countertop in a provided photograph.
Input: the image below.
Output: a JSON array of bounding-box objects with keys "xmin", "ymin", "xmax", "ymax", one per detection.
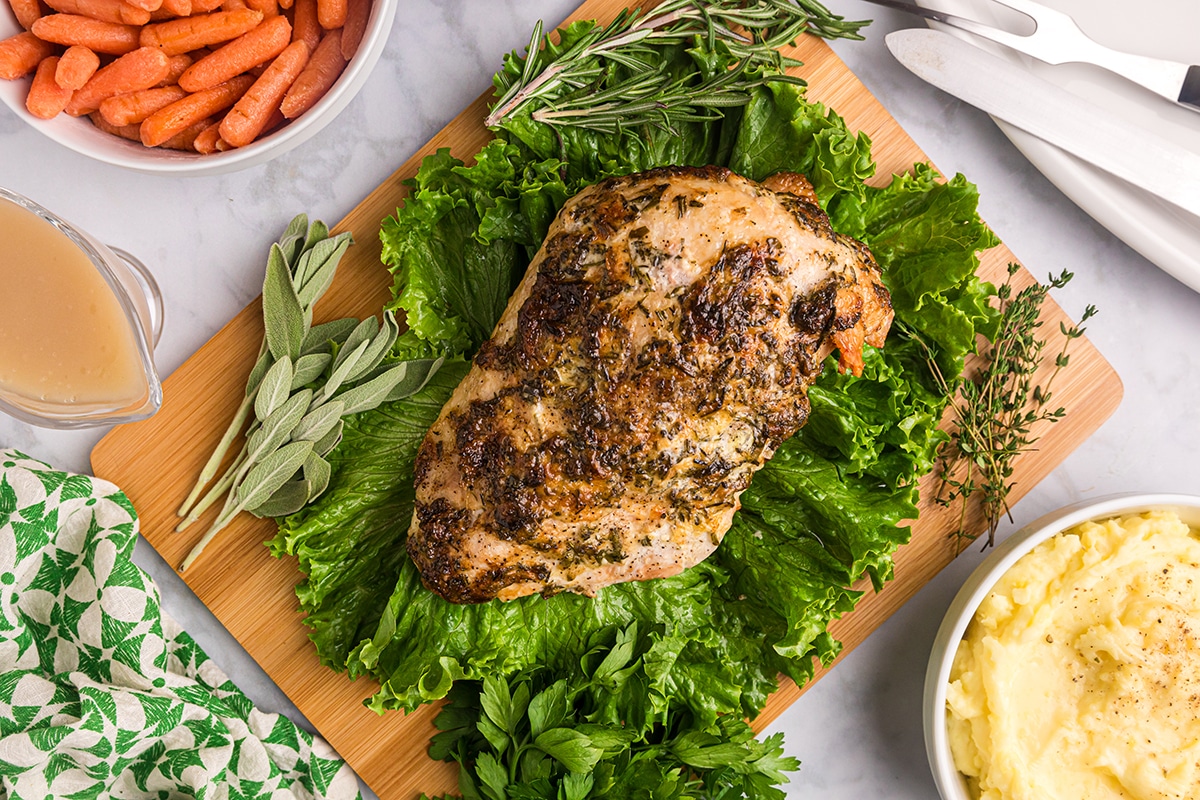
[{"xmin": 2, "ymin": 1, "xmax": 1198, "ymax": 797}]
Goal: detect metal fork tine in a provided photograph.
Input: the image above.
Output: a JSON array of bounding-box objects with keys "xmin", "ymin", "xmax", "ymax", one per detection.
[
  {"xmin": 984, "ymin": 0, "xmax": 1066, "ymax": 24},
  {"xmin": 984, "ymin": 0, "xmax": 1097, "ymax": 53}
]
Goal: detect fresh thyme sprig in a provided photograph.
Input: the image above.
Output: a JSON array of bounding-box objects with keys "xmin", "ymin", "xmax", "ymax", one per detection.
[
  {"xmin": 912, "ymin": 265, "xmax": 1097, "ymax": 548},
  {"xmin": 486, "ymin": 0, "xmax": 867, "ymax": 133}
]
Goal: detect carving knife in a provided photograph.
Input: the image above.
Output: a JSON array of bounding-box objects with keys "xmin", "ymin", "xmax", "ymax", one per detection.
[{"xmin": 885, "ymin": 28, "xmax": 1200, "ymax": 218}]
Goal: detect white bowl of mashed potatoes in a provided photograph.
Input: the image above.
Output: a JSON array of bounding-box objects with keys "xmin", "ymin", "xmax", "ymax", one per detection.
[{"xmin": 924, "ymin": 494, "xmax": 1200, "ymax": 800}]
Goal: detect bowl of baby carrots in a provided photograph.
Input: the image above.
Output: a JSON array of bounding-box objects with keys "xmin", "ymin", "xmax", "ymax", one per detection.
[{"xmin": 0, "ymin": 0, "xmax": 395, "ymax": 173}]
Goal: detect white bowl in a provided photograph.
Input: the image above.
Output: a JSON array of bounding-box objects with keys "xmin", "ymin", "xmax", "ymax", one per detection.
[
  {"xmin": 923, "ymin": 493, "xmax": 1200, "ymax": 800},
  {"xmin": 0, "ymin": 0, "xmax": 397, "ymax": 175}
]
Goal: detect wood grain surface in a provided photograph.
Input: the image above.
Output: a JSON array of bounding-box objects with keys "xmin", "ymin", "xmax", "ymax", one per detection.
[{"xmin": 90, "ymin": 2, "xmax": 1122, "ymax": 796}]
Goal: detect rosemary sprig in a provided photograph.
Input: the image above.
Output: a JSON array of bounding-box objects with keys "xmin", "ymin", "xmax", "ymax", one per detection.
[
  {"xmin": 917, "ymin": 265, "xmax": 1097, "ymax": 547},
  {"xmin": 175, "ymin": 215, "xmax": 442, "ymax": 571},
  {"xmin": 486, "ymin": 0, "xmax": 867, "ymax": 133}
]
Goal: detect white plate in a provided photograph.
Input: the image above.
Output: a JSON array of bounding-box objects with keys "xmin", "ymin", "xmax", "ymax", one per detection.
[{"xmin": 925, "ymin": 0, "xmax": 1200, "ymax": 292}]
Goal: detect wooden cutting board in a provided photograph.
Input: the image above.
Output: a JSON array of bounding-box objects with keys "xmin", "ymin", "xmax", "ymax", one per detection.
[{"xmin": 91, "ymin": 3, "xmax": 1122, "ymax": 796}]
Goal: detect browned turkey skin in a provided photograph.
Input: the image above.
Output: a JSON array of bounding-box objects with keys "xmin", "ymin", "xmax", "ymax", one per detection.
[{"xmin": 407, "ymin": 165, "xmax": 893, "ymax": 604}]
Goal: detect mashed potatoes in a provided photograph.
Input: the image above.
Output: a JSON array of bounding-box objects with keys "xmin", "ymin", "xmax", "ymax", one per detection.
[{"xmin": 947, "ymin": 510, "xmax": 1200, "ymax": 800}]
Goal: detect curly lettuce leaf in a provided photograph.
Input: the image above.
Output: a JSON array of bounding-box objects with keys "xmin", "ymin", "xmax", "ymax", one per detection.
[
  {"xmin": 269, "ymin": 360, "xmax": 470, "ymax": 666},
  {"xmin": 356, "ymin": 559, "xmax": 753, "ymax": 718},
  {"xmin": 379, "ymin": 143, "xmax": 569, "ymax": 354},
  {"xmin": 729, "ymin": 83, "xmax": 874, "ymax": 205},
  {"xmin": 838, "ymin": 165, "xmax": 1001, "ymax": 375}
]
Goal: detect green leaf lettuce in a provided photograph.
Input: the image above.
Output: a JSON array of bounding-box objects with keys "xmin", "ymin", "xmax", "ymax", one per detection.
[{"xmin": 270, "ymin": 70, "xmax": 999, "ymax": 764}]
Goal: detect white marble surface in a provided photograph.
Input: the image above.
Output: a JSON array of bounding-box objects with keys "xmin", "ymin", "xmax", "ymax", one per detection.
[{"xmin": 1, "ymin": 1, "xmax": 1198, "ymax": 797}]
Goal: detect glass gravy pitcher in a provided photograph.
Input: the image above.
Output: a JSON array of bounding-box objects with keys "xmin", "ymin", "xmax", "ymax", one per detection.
[{"xmin": 0, "ymin": 187, "xmax": 163, "ymax": 429}]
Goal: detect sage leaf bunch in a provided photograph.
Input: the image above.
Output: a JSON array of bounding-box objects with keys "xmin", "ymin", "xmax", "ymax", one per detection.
[{"xmin": 176, "ymin": 215, "xmax": 443, "ymax": 571}]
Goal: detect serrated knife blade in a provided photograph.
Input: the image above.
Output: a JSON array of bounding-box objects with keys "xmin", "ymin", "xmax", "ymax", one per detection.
[{"xmin": 886, "ymin": 28, "xmax": 1200, "ymax": 219}]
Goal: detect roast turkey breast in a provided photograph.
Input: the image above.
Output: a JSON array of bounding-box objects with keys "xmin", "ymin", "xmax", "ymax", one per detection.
[{"xmin": 407, "ymin": 165, "xmax": 893, "ymax": 604}]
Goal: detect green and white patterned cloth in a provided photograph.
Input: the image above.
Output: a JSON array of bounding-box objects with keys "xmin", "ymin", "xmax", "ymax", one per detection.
[{"xmin": 0, "ymin": 449, "xmax": 362, "ymax": 800}]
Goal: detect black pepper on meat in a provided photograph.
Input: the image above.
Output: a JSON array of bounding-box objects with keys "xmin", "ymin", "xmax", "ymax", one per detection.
[{"xmin": 406, "ymin": 165, "xmax": 894, "ymax": 604}]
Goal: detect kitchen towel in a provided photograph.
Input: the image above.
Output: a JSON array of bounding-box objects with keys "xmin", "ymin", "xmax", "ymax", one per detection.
[{"xmin": 0, "ymin": 448, "xmax": 362, "ymax": 799}]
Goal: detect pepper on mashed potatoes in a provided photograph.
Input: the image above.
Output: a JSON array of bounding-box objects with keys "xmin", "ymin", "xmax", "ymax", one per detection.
[{"xmin": 947, "ymin": 510, "xmax": 1200, "ymax": 800}]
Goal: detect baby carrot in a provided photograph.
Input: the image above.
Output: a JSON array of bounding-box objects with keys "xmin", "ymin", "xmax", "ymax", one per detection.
[
  {"xmin": 243, "ymin": 0, "xmax": 275, "ymax": 16},
  {"xmin": 160, "ymin": 51, "xmax": 191, "ymax": 84},
  {"xmin": 65, "ymin": 45, "xmax": 171, "ymax": 115},
  {"xmin": 177, "ymin": 13, "xmax": 289, "ymax": 92},
  {"xmin": 315, "ymin": 0, "xmax": 343, "ymax": 31},
  {"xmin": 192, "ymin": 120, "xmax": 223, "ymax": 152},
  {"xmin": 218, "ymin": 38, "xmax": 305, "ymax": 146},
  {"xmin": 190, "ymin": 0, "xmax": 223, "ymax": 11},
  {"xmin": 279, "ymin": 26, "xmax": 342, "ymax": 119},
  {"xmin": 157, "ymin": 116, "xmax": 209, "ymax": 149},
  {"xmin": 88, "ymin": 109, "xmax": 141, "ymax": 140},
  {"xmin": 0, "ymin": 31, "xmax": 55, "ymax": 80},
  {"xmin": 290, "ymin": 0, "xmax": 318, "ymax": 57},
  {"xmin": 339, "ymin": 0, "xmax": 366, "ymax": 60},
  {"xmin": 31, "ymin": 14, "xmax": 141, "ymax": 55},
  {"xmin": 98, "ymin": 82, "xmax": 186, "ymax": 124},
  {"xmin": 25, "ymin": 56, "xmax": 73, "ymax": 118},
  {"xmin": 139, "ymin": 8, "xmax": 262, "ymax": 56},
  {"xmin": 158, "ymin": 0, "xmax": 189, "ymax": 15},
  {"xmin": 229, "ymin": 104, "xmax": 281, "ymax": 145},
  {"xmin": 259, "ymin": 104, "xmax": 281, "ymax": 132},
  {"xmin": 123, "ymin": 0, "xmax": 162, "ymax": 11},
  {"xmin": 7, "ymin": 0, "xmax": 43, "ymax": 30},
  {"xmin": 55, "ymin": 45, "xmax": 100, "ymax": 89},
  {"xmin": 139, "ymin": 72, "xmax": 251, "ymax": 145},
  {"xmin": 43, "ymin": 0, "xmax": 150, "ymax": 26},
  {"xmin": 92, "ymin": 102, "xmax": 208, "ymax": 152}
]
